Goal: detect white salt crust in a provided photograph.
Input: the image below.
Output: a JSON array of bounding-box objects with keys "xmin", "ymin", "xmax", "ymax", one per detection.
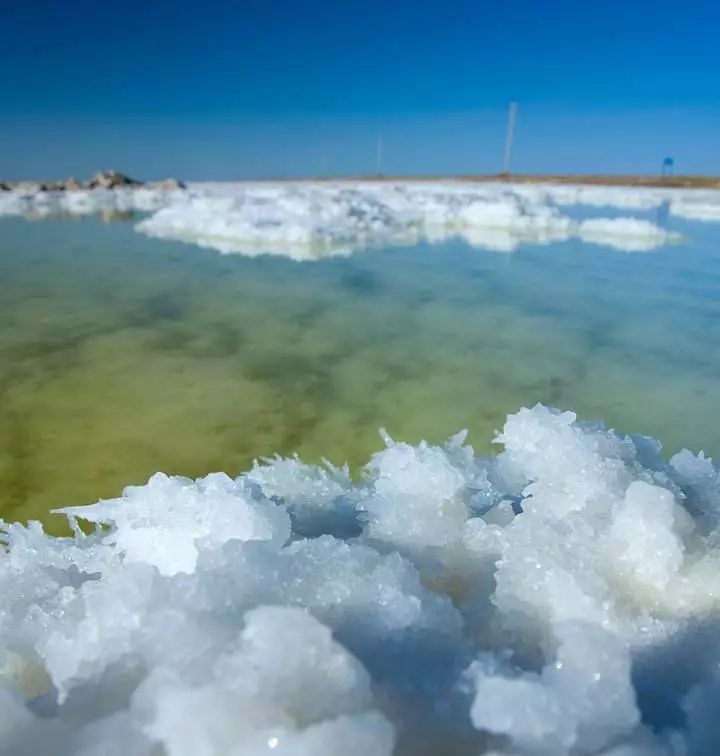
[{"xmin": 2, "ymin": 404, "xmax": 720, "ymax": 755}]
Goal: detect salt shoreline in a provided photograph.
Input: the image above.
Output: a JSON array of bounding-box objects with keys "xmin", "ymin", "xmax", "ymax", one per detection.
[{"xmin": 6, "ymin": 176, "xmax": 720, "ymax": 257}]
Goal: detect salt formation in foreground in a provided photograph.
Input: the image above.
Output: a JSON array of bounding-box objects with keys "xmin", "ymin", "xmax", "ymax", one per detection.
[{"xmin": 2, "ymin": 405, "xmax": 720, "ymax": 755}]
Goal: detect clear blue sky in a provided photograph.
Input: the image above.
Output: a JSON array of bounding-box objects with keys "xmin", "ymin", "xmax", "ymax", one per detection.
[{"xmin": 1, "ymin": 0, "xmax": 719, "ymax": 179}]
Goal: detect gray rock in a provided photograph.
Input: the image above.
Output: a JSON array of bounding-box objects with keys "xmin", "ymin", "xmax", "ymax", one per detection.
[
  {"xmin": 44, "ymin": 181, "xmax": 69, "ymax": 192},
  {"xmin": 1, "ymin": 171, "xmax": 185, "ymax": 193},
  {"xmin": 88, "ymin": 170, "xmax": 142, "ymax": 189}
]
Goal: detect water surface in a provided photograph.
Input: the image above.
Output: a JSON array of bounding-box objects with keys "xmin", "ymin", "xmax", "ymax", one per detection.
[{"xmin": 1, "ymin": 214, "xmax": 718, "ymax": 529}]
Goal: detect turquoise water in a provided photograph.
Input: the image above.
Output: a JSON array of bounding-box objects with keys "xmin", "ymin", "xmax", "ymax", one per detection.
[{"xmin": 0, "ymin": 214, "xmax": 718, "ymax": 530}]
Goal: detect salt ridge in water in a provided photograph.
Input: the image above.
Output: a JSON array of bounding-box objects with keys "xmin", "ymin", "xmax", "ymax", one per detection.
[
  {"xmin": 136, "ymin": 183, "xmax": 687, "ymax": 256},
  {"xmin": 6, "ymin": 180, "xmax": 720, "ymax": 256},
  {"xmin": 2, "ymin": 405, "xmax": 720, "ymax": 755}
]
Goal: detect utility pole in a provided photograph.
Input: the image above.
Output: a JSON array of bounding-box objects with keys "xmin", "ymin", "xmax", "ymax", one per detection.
[
  {"xmin": 376, "ymin": 136, "xmax": 384, "ymax": 176},
  {"xmin": 503, "ymin": 102, "xmax": 518, "ymax": 175}
]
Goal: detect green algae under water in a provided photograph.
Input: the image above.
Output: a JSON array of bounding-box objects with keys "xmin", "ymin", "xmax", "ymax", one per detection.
[{"xmin": 1, "ymin": 214, "xmax": 718, "ymax": 531}]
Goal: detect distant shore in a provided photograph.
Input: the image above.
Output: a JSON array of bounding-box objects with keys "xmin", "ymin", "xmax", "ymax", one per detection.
[
  {"xmin": 302, "ymin": 173, "xmax": 720, "ymax": 189},
  {"xmin": 0, "ymin": 171, "xmax": 185, "ymax": 193},
  {"xmin": 3, "ymin": 170, "xmax": 719, "ymax": 191}
]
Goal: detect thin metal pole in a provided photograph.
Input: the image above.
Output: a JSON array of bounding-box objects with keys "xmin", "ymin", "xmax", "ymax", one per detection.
[{"xmin": 503, "ymin": 102, "xmax": 518, "ymax": 174}]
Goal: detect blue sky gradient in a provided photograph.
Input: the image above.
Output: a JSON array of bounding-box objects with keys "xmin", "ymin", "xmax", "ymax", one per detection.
[{"xmin": 2, "ymin": 0, "xmax": 719, "ymax": 178}]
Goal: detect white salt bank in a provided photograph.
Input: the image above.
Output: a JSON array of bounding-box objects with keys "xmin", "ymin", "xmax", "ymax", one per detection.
[
  {"xmin": 135, "ymin": 182, "xmax": 687, "ymax": 256},
  {"xmin": 6, "ymin": 179, "xmax": 720, "ymax": 255},
  {"xmin": 2, "ymin": 404, "xmax": 720, "ymax": 755}
]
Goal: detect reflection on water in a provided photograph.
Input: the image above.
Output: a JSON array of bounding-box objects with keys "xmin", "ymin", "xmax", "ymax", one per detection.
[
  {"xmin": 0, "ymin": 214, "xmax": 718, "ymax": 530},
  {"xmin": 657, "ymin": 199, "xmax": 671, "ymax": 226}
]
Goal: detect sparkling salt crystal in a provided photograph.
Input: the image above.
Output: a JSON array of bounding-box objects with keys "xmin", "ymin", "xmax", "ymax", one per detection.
[
  {"xmin": 255, "ymin": 712, "xmax": 395, "ymax": 756},
  {"xmin": 494, "ymin": 404, "xmax": 634, "ymax": 519},
  {"xmin": 56, "ymin": 472, "xmax": 291, "ymax": 576},
  {"xmin": 133, "ymin": 607, "xmax": 393, "ymax": 756},
  {"xmin": 243, "ymin": 456, "xmax": 357, "ymax": 537},
  {"xmin": 605, "ymin": 480, "xmax": 691, "ymax": 594},
  {"xmin": 273, "ymin": 537, "xmax": 463, "ymax": 640},
  {"xmin": 219, "ymin": 606, "xmax": 375, "ymax": 720},
  {"xmin": 358, "ymin": 431, "xmax": 473, "ymax": 551},
  {"xmin": 471, "ymin": 622, "xmax": 639, "ymax": 755},
  {"xmin": 466, "ymin": 405, "xmax": 720, "ymax": 645},
  {"xmin": 2, "ymin": 404, "xmax": 720, "ymax": 754}
]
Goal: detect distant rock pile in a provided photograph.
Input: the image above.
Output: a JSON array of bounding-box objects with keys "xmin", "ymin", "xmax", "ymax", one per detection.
[
  {"xmin": 88, "ymin": 170, "xmax": 142, "ymax": 189},
  {"xmin": 0, "ymin": 170, "xmax": 186, "ymax": 192}
]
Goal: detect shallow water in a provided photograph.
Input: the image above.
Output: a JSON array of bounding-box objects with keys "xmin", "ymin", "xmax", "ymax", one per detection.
[{"xmin": 0, "ymin": 213, "xmax": 718, "ymax": 530}]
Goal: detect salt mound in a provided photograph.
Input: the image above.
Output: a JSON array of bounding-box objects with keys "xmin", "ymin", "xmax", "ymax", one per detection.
[
  {"xmin": 134, "ymin": 183, "xmax": 575, "ymax": 258},
  {"xmin": 136, "ymin": 182, "xmax": 683, "ymax": 257},
  {"xmin": 669, "ymin": 201, "xmax": 720, "ymax": 222},
  {"xmin": 578, "ymin": 218, "xmax": 680, "ymax": 251},
  {"xmin": 2, "ymin": 405, "xmax": 720, "ymax": 754}
]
